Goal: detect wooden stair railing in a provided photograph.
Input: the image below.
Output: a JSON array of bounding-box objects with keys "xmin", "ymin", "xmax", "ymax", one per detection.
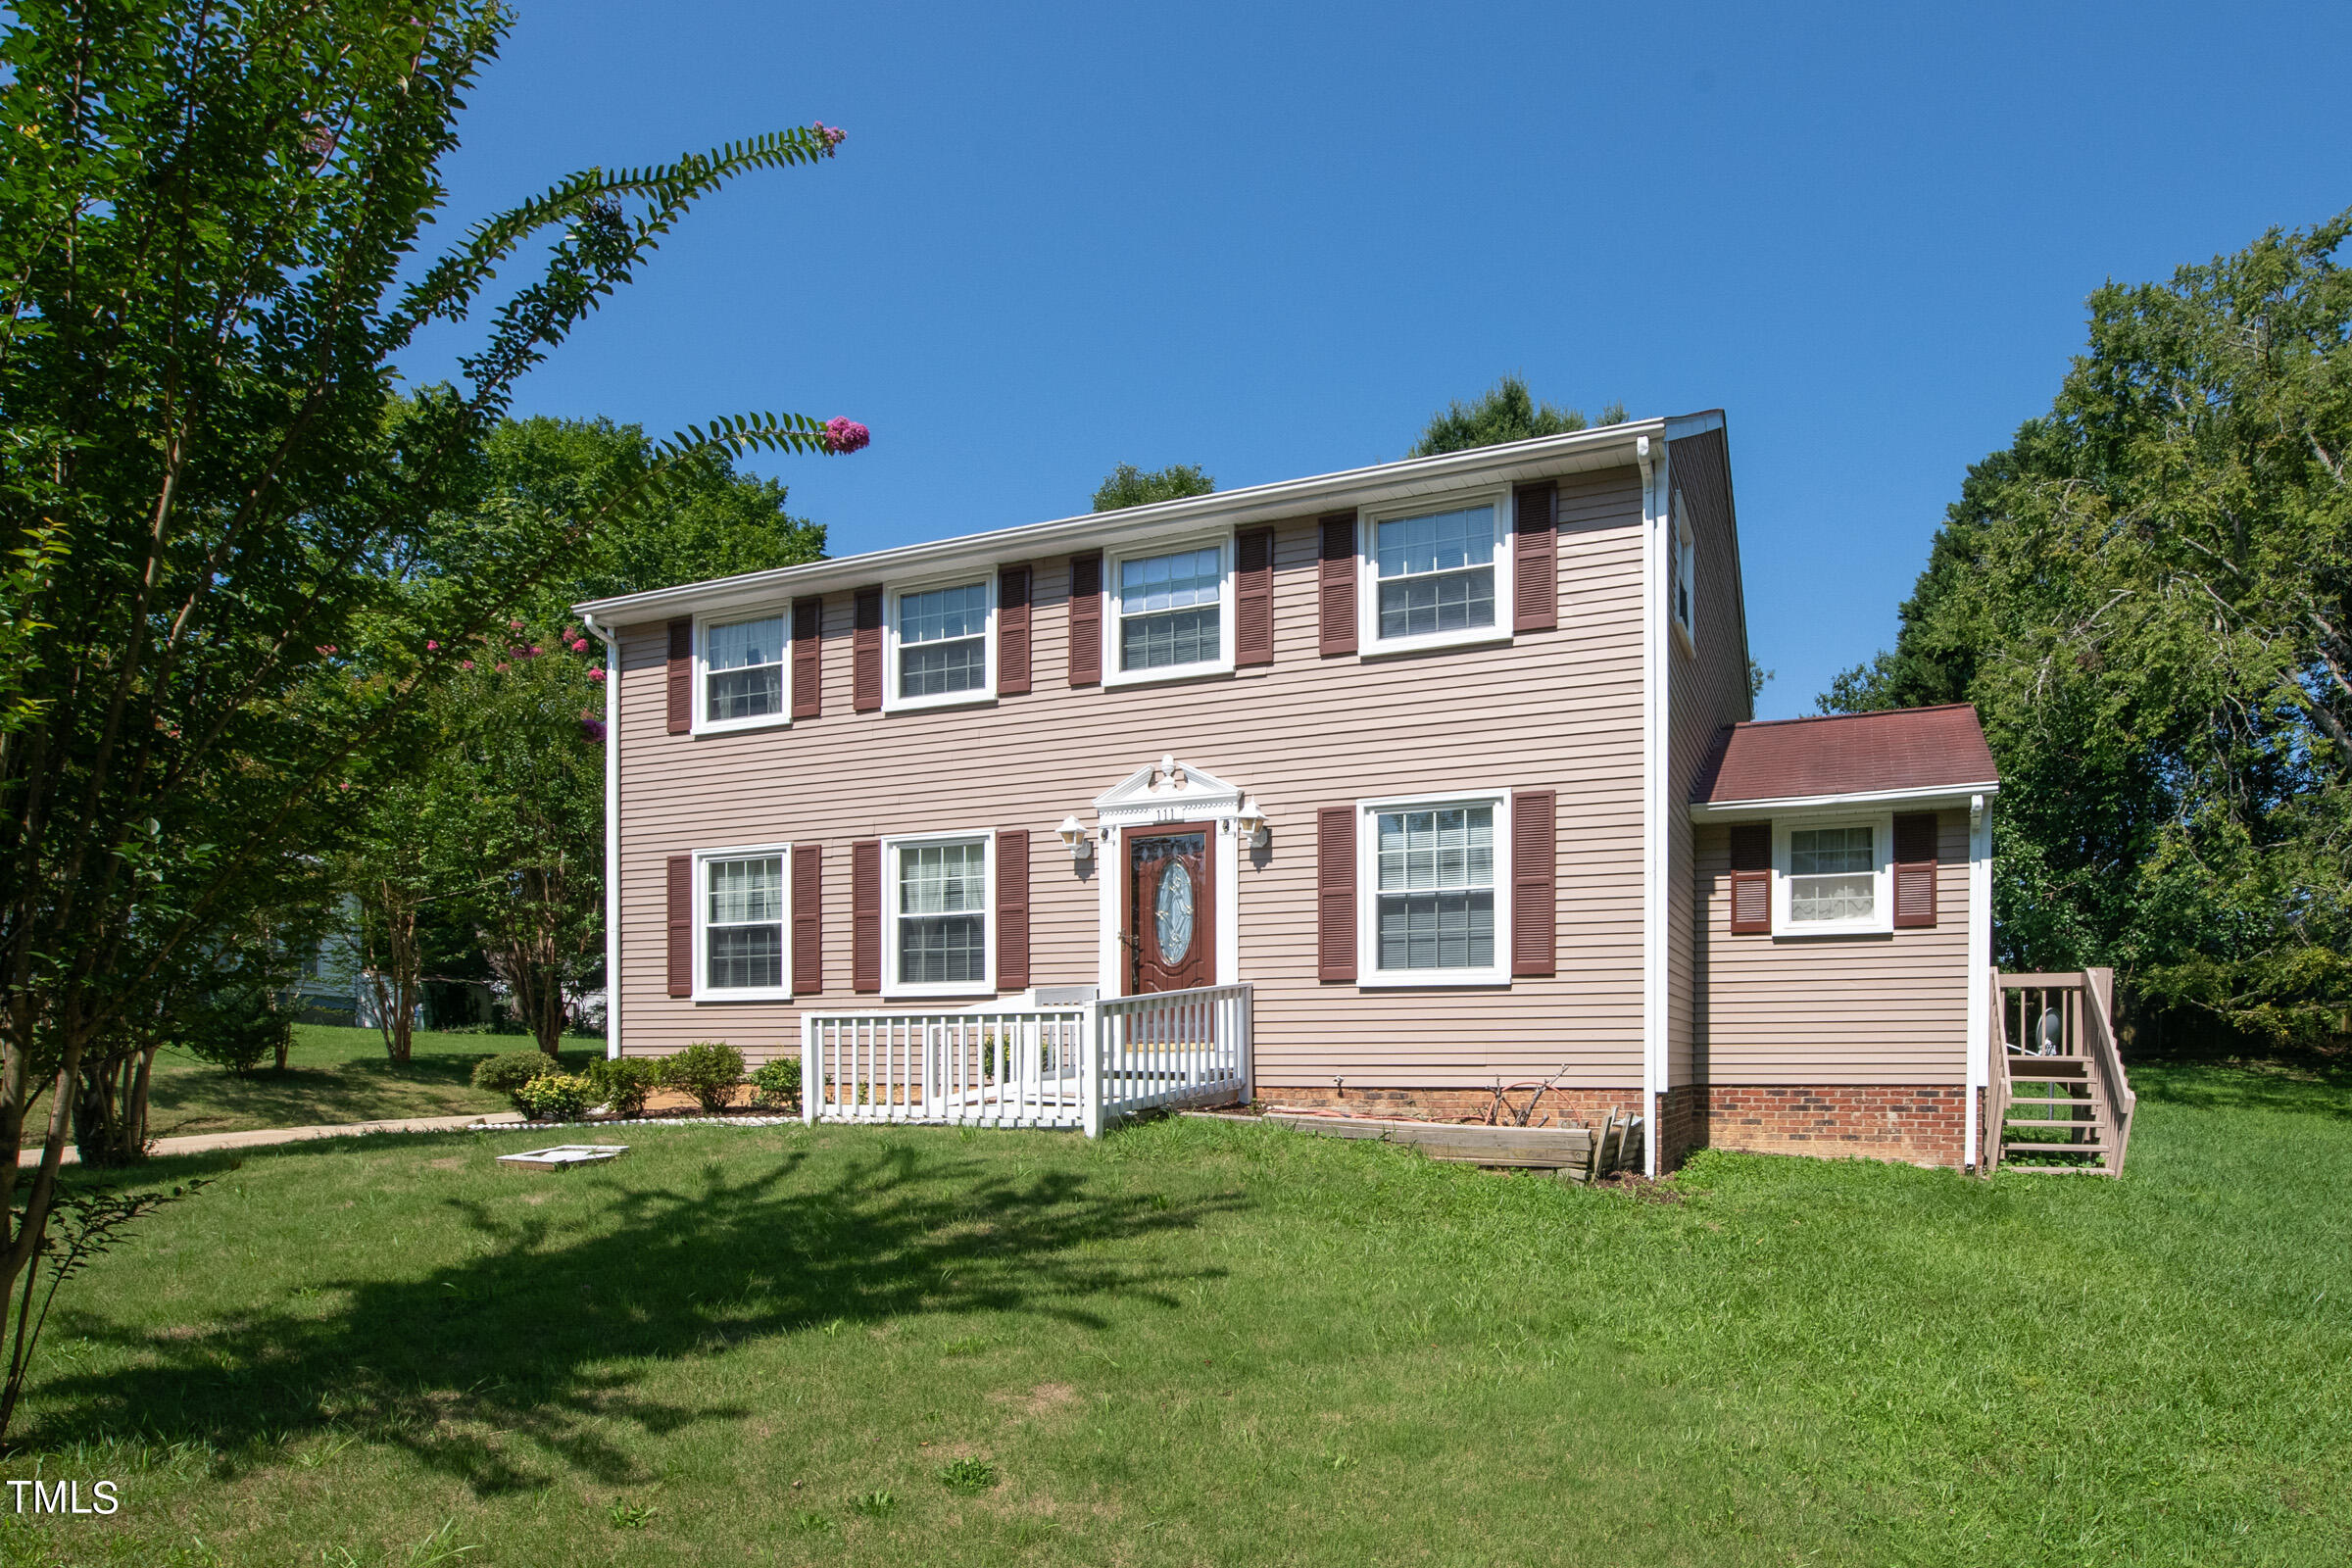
[{"xmin": 1990, "ymin": 969, "xmax": 2130, "ymax": 1176}]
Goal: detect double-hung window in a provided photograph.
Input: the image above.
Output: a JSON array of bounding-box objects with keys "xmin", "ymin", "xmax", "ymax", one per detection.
[
  {"xmin": 1357, "ymin": 791, "xmax": 1512, "ymax": 986},
  {"xmin": 886, "ymin": 833, "xmax": 994, "ymax": 995},
  {"xmin": 1363, "ymin": 490, "xmax": 1513, "ymax": 653},
  {"xmin": 888, "ymin": 579, "xmax": 994, "ymax": 710},
  {"xmin": 701, "ymin": 613, "xmax": 786, "ymax": 731},
  {"xmin": 698, "ymin": 847, "xmax": 790, "ymax": 999},
  {"xmin": 1775, "ymin": 817, "xmax": 1891, "ymax": 935},
  {"xmin": 1106, "ymin": 539, "xmax": 1232, "ymax": 683}
]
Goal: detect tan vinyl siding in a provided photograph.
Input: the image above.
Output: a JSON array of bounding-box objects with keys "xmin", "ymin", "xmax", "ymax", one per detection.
[
  {"xmin": 1664, "ymin": 427, "xmax": 1754, "ymax": 1089},
  {"xmin": 1692, "ymin": 810, "xmax": 1971, "ymax": 1084},
  {"xmin": 612, "ymin": 466, "xmax": 1650, "ymax": 1090}
]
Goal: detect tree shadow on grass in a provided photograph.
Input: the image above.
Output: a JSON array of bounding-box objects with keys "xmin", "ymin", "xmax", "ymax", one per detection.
[
  {"xmin": 137, "ymin": 1049, "xmax": 606, "ymax": 1140},
  {"xmin": 2132, "ymin": 1060, "xmax": 2352, "ymax": 1118},
  {"xmin": 31, "ymin": 1141, "xmax": 1240, "ymax": 1494}
]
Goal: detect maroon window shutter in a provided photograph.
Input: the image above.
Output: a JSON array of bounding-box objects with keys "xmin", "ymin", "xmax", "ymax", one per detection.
[
  {"xmin": 852, "ymin": 587, "xmax": 884, "ymax": 711},
  {"xmin": 1317, "ymin": 806, "xmax": 1357, "ymax": 982},
  {"xmin": 852, "ymin": 839, "xmax": 882, "ymax": 992},
  {"xmin": 1513, "ymin": 481, "xmax": 1558, "ymax": 633},
  {"xmin": 1317, "ymin": 514, "xmax": 1357, "ymax": 657},
  {"xmin": 791, "ymin": 597, "xmax": 822, "ymax": 719},
  {"xmin": 1067, "ymin": 552, "xmax": 1102, "ymax": 686},
  {"xmin": 792, "ymin": 844, "xmax": 822, "ymax": 994},
  {"xmin": 998, "ymin": 565, "xmax": 1033, "ymax": 695},
  {"xmin": 1511, "ymin": 789, "xmax": 1557, "ymax": 976},
  {"xmin": 1728, "ymin": 822, "xmax": 1771, "ymax": 935},
  {"xmin": 995, "ymin": 830, "xmax": 1030, "ymax": 991},
  {"xmin": 1892, "ymin": 812, "xmax": 1938, "ymax": 929},
  {"xmin": 665, "ymin": 618, "xmax": 693, "ymax": 734},
  {"xmin": 1235, "ymin": 526, "xmax": 1275, "ymax": 666},
  {"xmin": 666, "ymin": 855, "xmax": 695, "ymax": 996}
]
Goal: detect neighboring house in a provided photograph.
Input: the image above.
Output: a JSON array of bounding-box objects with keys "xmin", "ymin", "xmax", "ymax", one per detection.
[{"xmin": 576, "ymin": 414, "xmax": 2039, "ymax": 1173}]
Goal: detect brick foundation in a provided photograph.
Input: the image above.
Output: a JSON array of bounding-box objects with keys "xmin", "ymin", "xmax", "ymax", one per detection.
[
  {"xmin": 1695, "ymin": 1084, "xmax": 1971, "ymax": 1168},
  {"xmin": 1250, "ymin": 1083, "xmax": 1974, "ymax": 1171}
]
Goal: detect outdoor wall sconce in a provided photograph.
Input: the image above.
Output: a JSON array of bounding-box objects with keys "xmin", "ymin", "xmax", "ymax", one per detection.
[
  {"xmin": 1057, "ymin": 815, "xmax": 1095, "ymax": 862},
  {"xmin": 1235, "ymin": 797, "xmax": 1270, "ymax": 850}
]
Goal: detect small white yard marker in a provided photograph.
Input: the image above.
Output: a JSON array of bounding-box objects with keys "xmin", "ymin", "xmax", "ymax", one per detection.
[{"xmin": 496, "ymin": 1145, "xmax": 629, "ymax": 1171}]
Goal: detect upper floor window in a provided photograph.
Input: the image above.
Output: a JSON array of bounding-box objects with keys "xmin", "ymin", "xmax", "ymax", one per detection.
[
  {"xmin": 1670, "ymin": 486, "xmax": 1695, "ymax": 647},
  {"xmin": 701, "ymin": 613, "xmax": 787, "ymax": 731},
  {"xmin": 1106, "ymin": 539, "xmax": 1232, "ymax": 685},
  {"xmin": 1356, "ymin": 789, "xmax": 1512, "ymax": 987},
  {"xmin": 889, "ymin": 579, "xmax": 994, "ymax": 710},
  {"xmin": 1775, "ymin": 816, "xmax": 1890, "ymax": 936},
  {"xmin": 886, "ymin": 833, "xmax": 994, "ymax": 995},
  {"xmin": 1362, "ymin": 491, "xmax": 1513, "ymax": 654},
  {"xmin": 700, "ymin": 848, "xmax": 789, "ymax": 998}
]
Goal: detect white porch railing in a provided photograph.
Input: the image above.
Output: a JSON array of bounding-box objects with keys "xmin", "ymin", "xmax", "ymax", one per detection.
[{"xmin": 801, "ymin": 983, "xmax": 1251, "ymax": 1138}]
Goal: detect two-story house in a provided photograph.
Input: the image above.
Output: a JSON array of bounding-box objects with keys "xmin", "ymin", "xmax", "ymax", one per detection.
[{"xmin": 575, "ymin": 413, "xmax": 2012, "ymax": 1172}]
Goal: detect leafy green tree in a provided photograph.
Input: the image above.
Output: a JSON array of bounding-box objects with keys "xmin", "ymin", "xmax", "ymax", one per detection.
[
  {"xmin": 0, "ymin": 0, "xmax": 861, "ymax": 1438},
  {"xmin": 1825, "ymin": 210, "xmax": 2352, "ymax": 1046},
  {"xmin": 1411, "ymin": 376, "xmax": 1627, "ymax": 457},
  {"xmin": 1093, "ymin": 463, "xmax": 1214, "ymax": 512}
]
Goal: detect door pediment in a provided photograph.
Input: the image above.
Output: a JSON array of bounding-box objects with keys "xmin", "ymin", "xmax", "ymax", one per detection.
[{"xmin": 1093, "ymin": 755, "xmax": 1244, "ymax": 829}]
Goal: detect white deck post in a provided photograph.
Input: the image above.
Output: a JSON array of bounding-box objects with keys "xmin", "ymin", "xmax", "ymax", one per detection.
[
  {"xmin": 1081, "ymin": 1000, "xmax": 1103, "ymax": 1139},
  {"xmin": 800, "ymin": 1015, "xmax": 817, "ymax": 1126}
]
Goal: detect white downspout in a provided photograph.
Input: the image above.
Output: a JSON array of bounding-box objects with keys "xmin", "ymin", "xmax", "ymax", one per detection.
[
  {"xmin": 1965, "ymin": 791, "xmax": 1992, "ymax": 1166},
  {"xmin": 581, "ymin": 611, "xmax": 623, "ymax": 1061},
  {"xmin": 1637, "ymin": 434, "xmax": 1666, "ymax": 1178}
]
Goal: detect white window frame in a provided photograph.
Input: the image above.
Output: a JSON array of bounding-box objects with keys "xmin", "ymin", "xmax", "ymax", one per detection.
[
  {"xmin": 1358, "ymin": 486, "xmax": 1516, "ymax": 657},
  {"xmin": 1773, "ymin": 813, "xmax": 1893, "ymax": 937},
  {"xmin": 1670, "ymin": 486, "xmax": 1696, "ymax": 653},
  {"xmin": 693, "ymin": 609, "xmax": 792, "ymax": 737},
  {"xmin": 882, "ymin": 829, "xmax": 998, "ymax": 999},
  {"xmin": 1102, "ymin": 532, "xmax": 1236, "ymax": 687},
  {"xmin": 1354, "ymin": 787, "xmax": 1513, "ymax": 988},
  {"xmin": 691, "ymin": 842, "xmax": 794, "ymax": 1003},
  {"xmin": 884, "ymin": 572, "xmax": 998, "ymax": 713}
]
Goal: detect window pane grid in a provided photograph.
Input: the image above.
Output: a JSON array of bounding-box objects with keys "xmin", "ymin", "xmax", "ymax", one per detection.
[
  {"xmin": 706, "ymin": 614, "xmax": 784, "ymax": 723},
  {"xmin": 896, "ymin": 840, "xmax": 988, "ymax": 986},
  {"xmin": 1375, "ymin": 506, "xmax": 1496, "ymax": 640},
  {"xmin": 1789, "ymin": 827, "xmax": 1875, "ymax": 922},
  {"xmin": 706, "ymin": 856, "xmax": 783, "ymax": 991},
  {"xmin": 1117, "ymin": 548, "xmax": 1222, "ymax": 671},
  {"xmin": 1375, "ymin": 806, "xmax": 1496, "ymax": 970}
]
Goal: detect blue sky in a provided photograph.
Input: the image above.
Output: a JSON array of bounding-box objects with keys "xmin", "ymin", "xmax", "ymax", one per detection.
[{"xmin": 409, "ymin": 1, "xmax": 2350, "ymax": 716}]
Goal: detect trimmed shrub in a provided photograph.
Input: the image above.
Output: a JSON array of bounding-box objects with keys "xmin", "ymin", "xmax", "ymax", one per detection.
[
  {"xmin": 178, "ymin": 986, "xmax": 292, "ymax": 1075},
  {"xmin": 514, "ymin": 1072, "xmax": 595, "ymax": 1122},
  {"xmin": 749, "ymin": 1055, "xmax": 802, "ymax": 1109},
  {"xmin": 471, "ymin": 1050, "xmax": 557, "ymax": 1113},
  {"xmin": 587, "ymin": 1055, "xmax": 662, "ymax": 1117},
  {"xmin": 662, "ymin": 1041, "xmax": 746, "ymax": 1113}
]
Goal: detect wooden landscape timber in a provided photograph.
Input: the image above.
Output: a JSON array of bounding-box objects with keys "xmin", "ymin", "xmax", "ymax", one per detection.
[{"xmin": 1250, "ymin": 1108, "xmax": 1641, "ymax": 1183}]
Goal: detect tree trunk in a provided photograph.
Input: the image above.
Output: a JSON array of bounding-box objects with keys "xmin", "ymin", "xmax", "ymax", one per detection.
[
  {"xmin": 362, "ymin": 880, "xmax": 422, "ymax": 1064},
  {"xmin": 70, "ymin": 1045, "xmax": 157, "ymax": 1167}
]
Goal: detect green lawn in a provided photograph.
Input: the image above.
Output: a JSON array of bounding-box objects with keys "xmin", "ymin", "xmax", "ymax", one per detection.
[
  {"xmin": 1, "ymin": 1059, "xmax": 2346, "ymax": 1566},
  {"xmin": 122, "ymin": 1025, "xmax": 609, "ymax": 1144}
]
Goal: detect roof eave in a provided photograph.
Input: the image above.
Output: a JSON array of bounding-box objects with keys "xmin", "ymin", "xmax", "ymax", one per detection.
[
  {"xmin": 1688, "ymin": 781, "xmax": 2002, "ymax": 821},
  {"xmin": 570, "ymin": 416, "xmax": 1673, "ymax": 622}
]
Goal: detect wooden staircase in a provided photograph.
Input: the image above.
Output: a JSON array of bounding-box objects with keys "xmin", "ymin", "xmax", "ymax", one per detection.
[{"xmin": 1985, "ymin": 969, "xmax": 2135, "ymax": 1175}]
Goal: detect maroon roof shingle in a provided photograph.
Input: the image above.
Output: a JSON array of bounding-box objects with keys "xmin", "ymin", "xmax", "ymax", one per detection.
[{"xmin": 1690, "ymin": 704, "xmax": 1999, "ymax": 806}]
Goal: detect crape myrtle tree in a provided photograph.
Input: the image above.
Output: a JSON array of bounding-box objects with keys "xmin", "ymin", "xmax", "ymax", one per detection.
[
  {"xmin": 1093, "ymin": 463, "xmax": 1213, "ymax": 512},
  {"xmin": 337, "ymin": 416, "xmax": 828, "ymax": 1063},
  {"xmin": 0, "ymin": 0, "xmax": 867, "ymax": 1437},
  {"xmin": 1411, "ymin": 375, "xmax": 1627, "ymax": 457},
  {"xmin": 1825, "ymin": 210, "xmax": 2352, "ymax": 1047}
]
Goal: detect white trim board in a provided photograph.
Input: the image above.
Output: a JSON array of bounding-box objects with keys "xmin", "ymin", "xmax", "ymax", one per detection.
[{"xmin": 1689, "ymin": 783, "xmax": 2001, "ymax": 821}]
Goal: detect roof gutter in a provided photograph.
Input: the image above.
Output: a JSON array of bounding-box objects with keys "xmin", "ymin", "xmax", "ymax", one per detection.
[
  {"xmin": 1689, "ymin": 781, "xmax": 2002, "ymax": 820},
  {"xmin": 571, "ymin": 417, "xmax": 1673, "ymax": 623}
]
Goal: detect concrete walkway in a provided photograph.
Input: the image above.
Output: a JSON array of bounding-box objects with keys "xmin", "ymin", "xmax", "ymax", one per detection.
[{"xmin": 18, "ymin": 1109, "xmax": 529, "ymax": 1167}]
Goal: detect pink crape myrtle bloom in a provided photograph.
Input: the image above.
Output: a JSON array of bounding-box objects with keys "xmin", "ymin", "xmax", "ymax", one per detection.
[
  {"xmin": 811, "ymin": 122, "xmax": 846, "ymax": 152},
  {"xmin": 461, "ymin": 660, "xmax": 475, "ymax": 670},
  {"xmin": 509, "ymin": 618, "xmax": 524, "ymax": 631},
  {"xmin": 316, "ymin": 644, "xmax": 337, "ymax": 656},
  {"xmin": 820, "ymin": 416, "xmax": 870, "ymax": 455},
  {"xmin": 426, "ymin": 640, "xmax": 440, "ymax": 652},
  {"xmin": 587, "ymin": 666, "xmax": 607, "ymax": 683},
  {"xmin": 570, "ymin": 638, "xmax": 591, "ymax": 654},
  {"xmin": 528, "ymin": 645, "xmax": 544, "ymax": 657}
]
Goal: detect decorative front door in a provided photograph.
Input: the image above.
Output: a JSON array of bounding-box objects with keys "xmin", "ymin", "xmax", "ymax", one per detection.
[{"xmin": 1127, "ymin": 825, "xmax": 1213, "ymax": 993}]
